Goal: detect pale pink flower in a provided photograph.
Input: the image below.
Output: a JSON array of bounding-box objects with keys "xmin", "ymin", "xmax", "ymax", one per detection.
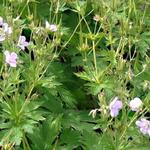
[
  {"xmin": 109, "ymin": 97, "xmax": 123, "ymax": 117},
  {"xmin": 2, "ymin": 23, "xmax": 12, "ymax": 34},
  {"xmin": 45, "ymin": 21, "xmax": 57, "ymax": 32},
  {"xmin": 18, "ymin": 36, "xmax": 29, "ymax": 50},
  {"xmin": 4, "ymin": 51, "xmax": 17, "ymax": 67},
  {"xmin": 136, "ymin": 118, "xmax": 150, "ymax": 136},
  {"xmin": 129, "ymin": 97, "xmax": 143, "ymax": 111},
  {"xmin": 0, "ymin": 17, "xmax": 12, "ymax": 42}
]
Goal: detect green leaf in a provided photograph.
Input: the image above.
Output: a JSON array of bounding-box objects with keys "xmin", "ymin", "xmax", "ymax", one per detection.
[
  {"xmin": 28, "ymin": 116, "xmax": 62, "ymax": 150},
  {"xmin": 60, "ymin": 128, "xmax": 81, "ymax": 148}
]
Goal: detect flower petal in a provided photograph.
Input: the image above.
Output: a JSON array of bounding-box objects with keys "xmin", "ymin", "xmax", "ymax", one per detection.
[
  {"xmin": 9, "ymin": 62, "xmax": 17, "ymax": 67},
  {"xmin": 11, "ymin": 52, "xmax": 17, "ymax": 59},
  {"xmin": 45, "ymin": 21, "xmax": 50, "ymax": 29},
  {"xmin": 110, "ymin": 109, "xmax": 119, "ymax": 117}
]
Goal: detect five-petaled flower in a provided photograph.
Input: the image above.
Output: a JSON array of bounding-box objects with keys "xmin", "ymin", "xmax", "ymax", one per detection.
[
  {"xmin": 45, "ymin": 21, "xmax": 57, "ymax": 32},
  {"xmin": 18, "ymin": 36, "xmax": 29, "ymax": 50},
  {"xmin": 136, "ymin": 118, "xmax": 150, "ymax": 136},
  {"xmin": 109, "ymin": 97, "xmax": 123, "ymax": 117},
  {"xmin": 4, "ymin": 50, "xmax": 17, "ymax": 67},
  {"xmin": 129, "ymin": 97, "xmax": 143, "ymax": 111}
]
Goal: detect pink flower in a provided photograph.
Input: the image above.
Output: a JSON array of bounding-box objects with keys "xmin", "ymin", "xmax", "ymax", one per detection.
[
  {"xmin": 45, "ymin": 21, "xmax": 57, "ymax": 32},
  {"xmin": 0, "ymin": 17, "xmax": 12, "ymax": 42},
  {"xmin": 129, "ymin": 97, "xmax": 143, "ymax": 111},
  {"xmin": 17, "ymin": 36, "xmax": 29, "ymax": 50},
  {"xmin": 136, "ymin": 118, "xmax": 150, "ymax": 136},
  {"xmin": 2, "ymin": 23, "xmax": 12, "ymax": 34},
  {"xmin": 109, "ymin": 97, "xmax": 123, "ymax": 117},
  {"xmin": 4, "ymin": 51, "xmax": 17, "ymax": 67}
]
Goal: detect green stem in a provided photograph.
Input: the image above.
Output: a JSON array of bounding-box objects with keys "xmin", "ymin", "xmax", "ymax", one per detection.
[
  {"xmin": 23, "ymin": 134, "xmax": 31, "ymax": 150},
  {"xmin": 119, "ymin": 108, "xmax": 147, "ymax": 148},
  {"xmin": 79, "ymin": 14, "xmax": 83, "ymax": 45},
  {"xmin": 92, "ymin": 40, "xmax": 97, "ymax": 75}
]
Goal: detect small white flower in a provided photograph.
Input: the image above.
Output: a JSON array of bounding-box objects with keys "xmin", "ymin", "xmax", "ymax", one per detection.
[
  {"xmin": 129, "ymin": 97, "xmax": 143, "ymax": 111},
  {"xmin": 93, "ymin": 14, "xmax": 100, "ymax": 22},
  {"xmin": 45, "ymin": 21, "xmax": 57, "ymax": 32}
]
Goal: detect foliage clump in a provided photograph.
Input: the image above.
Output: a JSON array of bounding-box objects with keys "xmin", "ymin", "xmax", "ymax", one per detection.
[{"xmin": 0, "ymin": 0, "xmax": 150, "ymax": 149}]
